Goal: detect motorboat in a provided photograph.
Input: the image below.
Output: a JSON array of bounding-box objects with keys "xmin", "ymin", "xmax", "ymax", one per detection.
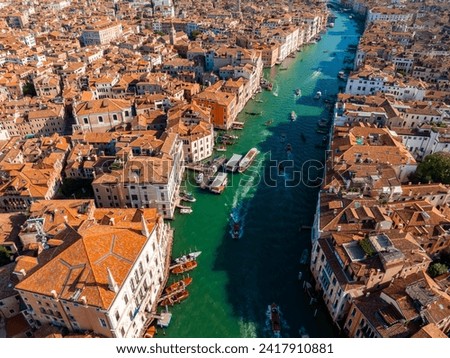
[
  {"xmin": 173, "ymin": 251, "xmax": 202, "ymax": 265},
  {"xmin": 179, "ymin": 191, "xmax": 196, "ymax": 202},
  {"xmin": 290, "ymin": 111, "xmax": 297, "ymax": 121},
  {"xmin": 269, "ymin": 303, "xmax": 281, "ymax": 337},
  {"xmin": 231, "ymin": 222, "xmax": 241, "ymax": 240},
  {"xmin": 195, "ymin": 172, "xmax": 204, "ymax": 184},
  {"xmin": 209, "ymin": 172, "xmax": 228, "ymax": 194},
  {"xmin": 238, "ymin": 148, "xmax": 259, "ymax": 173},
  {"xmin": 314, "ymin": 91, "xmax": 322, "ymax": 100},
  {"xmin": 295, "ymin": 88, "xmax": 302, "ymax": 96},
  {"xmin": 216, "ymin": 145, "xmax": 227, "ymax": 152},
  {"xmin": 179, "ymin": 207, "xmax": 193, "ymax": 214}
]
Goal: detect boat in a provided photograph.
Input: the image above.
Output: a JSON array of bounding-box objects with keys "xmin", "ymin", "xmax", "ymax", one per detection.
[
  {"xmin": 286, "ymin": 143, "xmax": 292, "ymax": 152},
  {"xmin": 338, "ymin": 71, "xmax": 346, "ymax": 80},
  {"xmin": 179, "ymin": 207, "xmax": 192, "ymax": 214},
  {"xmin": 216, "ymin": 145, "xmax": 227, "ymax": 152},
  {"xmin": 225, "ymin": 154, "xmax": 243, "ymax": 172},
  {"xmin": 245, "ymin": 111, "xmax": 262, "ymax": 116},
  {"xmin": 144, "ymin": 326, "xmax": 157, "ymax": 338},
  {"xmin": 164, "ymin": 277, "xmax": 193, "ymax": 295},
  {"xmin": 159, "ymin": 290, "xmax": 189, "ymax": 306},
  {"xmin": 232, "ymin": 122, "xmax": 244, "ymax": 130},
  {"xmin": 349, "ymin": 15, "xmax": 353, "ymax": 19},
  {"xmin": 231, "ymin": 222, "xmax": 241, "ymax": 239},
  {"xmin": 255, "ymin": 99, "xmax": 263, "ymax": 103},
  {"xmin": 328, "ymin": 22, "xmax": 335, "ymax": 28},
  {"xmin": 238, "ymin": 148, "xmax": 259, "ymax": 173},
  {"xmin": 179, "ymin": 191, "xmax": 196, "ymax": 202},
  {"xmin": 269, "ymin": 303, "xmax": 281, "ymax": 337},
  {"xmin": 171, "ymin": 260, "xmax": 198, "ymax": 274},
  {"xmin": 209, "ymin": 172, "xmax": 228, "ymax": 194},
  {"xmin": 290, "ymin": 111, "xmax": 297, "ymax": 121},
  {"xmin": 195, "ymin": 172, "xmax": 204, "ymax": 184},
  {"xmin": 279, "ymin": 67, "xmax": 288, "ymax": 71},
  {"xmin": 314, "ymin": 91, "xmax": 322, "ymax": 100},
  {"xmin": 265, "ymin": 119, "xmax": 273, "ymax": 126},
  {"xmin": 173, "ymin": 251, "xmax": 202, "ymax": 264},
  {"xmin": 295, "ymin": 88, "xmax": 301, "ymax": 96}
]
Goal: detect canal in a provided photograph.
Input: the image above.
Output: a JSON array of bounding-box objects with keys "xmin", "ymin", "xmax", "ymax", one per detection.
[{"xmin": 165, "ymin": 9, "xmax": 363, "ymax": 338}]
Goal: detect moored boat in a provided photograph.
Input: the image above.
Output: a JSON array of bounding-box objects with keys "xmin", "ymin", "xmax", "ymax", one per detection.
[
  {"xmin": 171, "ymin": 260, "xmax": 198, "ymax": 274},
  {"xmin": 164, "ymin": 277, "xmax": 193, "ymax": 295},
  {"xmin": 238, "ymin": 148, "xmax": 259, "ymax": 173},
  {"xmin": 269, "ymin": 303, "xmax": 281, "ymax": 337},
  {"xmin": 209, "ymin": 172, "xmax": 228, "ymax": 194},
  {"xmin": 159, "ymin": 290, "xmax": 189, "ymax": 306},
  {"xmin": 195, "ymin": 172, "xmax": 204, "ymax": 184},
  {"xmin": 173, "ymin": 251, "xmax": 202, "ymax": 264},
  {"xmin": 265, "ymin": 119, "xmax": 273, "ymax": 126},
  {"xmin": 245, "ymin": 111, "xmax": 262, "ymax": 116},
  {"xmin": 179, "ymin": 207, "xmax": 193, "ymax": 214},
  {"xmin": 179, "ymin": 191, "xmax": 196, "ymax": 202},
  {"xmin": 314, "ymin": 91, "xmax": 322, "ymax": 100},
  {"xmin": 225, "ymin": 154, "xmax": 243, "ymax": 172},
  {"xmin": 216, "ymin": 145, "xmax": 227, "ymax": 152},
  {"xmin": 295, "ymin": 88, "xmax": 301, "ymax": 96}
]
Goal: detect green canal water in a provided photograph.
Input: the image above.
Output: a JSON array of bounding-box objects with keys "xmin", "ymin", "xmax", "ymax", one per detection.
[{"xmin": 165, "ymin": 10, "xmax": 362, "ymax": 338}]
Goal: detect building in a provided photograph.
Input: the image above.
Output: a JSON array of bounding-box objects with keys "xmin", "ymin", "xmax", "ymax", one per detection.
[
  {"xmin": 15, "ymin": 207, "xmax": 173, "ymax": 338},
  {"xmin": 81, "ymin": 21, "xmax": 123, "ymax": 46}
]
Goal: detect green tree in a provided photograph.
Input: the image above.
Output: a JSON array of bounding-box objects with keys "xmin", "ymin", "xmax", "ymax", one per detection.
[
  {"xmin": 22, "ymin": 82, "xmax": 37, "ymax": 97},
  {"xmin": 410, "ymin": 152, "xmax": 450, "ymax": 184},
  {"xmin": 428, "ymin": 263, "xmax": 448, "ymax": 278},
  {"xmin": 0, "ymin": 246, "xmax": 11, "ymax": 266}
]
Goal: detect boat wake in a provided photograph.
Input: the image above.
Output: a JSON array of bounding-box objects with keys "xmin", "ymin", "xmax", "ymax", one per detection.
[
  {"xmin": 311, "ymin": 69, "xmax": 321, "ymax": 78},
  {"xmin": 239, "ymin": 318, "xmax": 258, "ymax": 338},
  {"xmin": 272, "ymin": 82, "xmax": 279, "ymax": 97}
]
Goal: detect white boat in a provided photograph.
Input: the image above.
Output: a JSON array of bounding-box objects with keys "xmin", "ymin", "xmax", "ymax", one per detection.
[
  {"xmin": 225, "ymin": 154, "xmax": 243, "ymax": 172},
  {"xmin": 238, "ymin": 148, "xmax": 259, "ymax": 173},
  {"xmin": 179, "ymin": 191, "xmax": 196, "ymax": 202},
  {"xmin": 195, "ymin": 172, "xmax": 204, "ymax": 184},
  {"xmin": 314, "ymin": 91, "xmax": 322, "ymax": 100},
  {"xmin": 328, "ymin": 22, "xmax": 335, "ymax": 28},
  {"xmin": 216, "ymin": 145, "xmax": 227, "ymax": 152},
  {"xmin": 295, "ymin": 88, "xmax": 301, "ymax": 96},
  {"xmin": 173, "ymin": 251, "xmax": 202, "ymax": 264},
  {"xmin": 209, "ymin": 172, "xmax": 228, "ymax": 194},
  {"xmin": 179, "ymin": 207, "xmax": 193, "ymax": 214},
  {"xmin": 338, "ymin": 71, "xmax": 346, "ymax": 80},
  {"xmin": 290, "ymin": 111, "xmax": 297, "ymax": 121}
]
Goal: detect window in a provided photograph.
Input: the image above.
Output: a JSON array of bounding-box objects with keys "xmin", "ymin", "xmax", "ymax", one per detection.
[
  {"xmin": 99, "ymin": 318, "xmax": 108, "ymax": 328},
  {"xmin": 120, "ymin": 327, "xmax": 125, "ymax": 337},
  {"xmin": 115, "ymin": 311, "xmax": 120, "ymax": 321},
  {"xmin": 124, "ymin": 294, "xmax": 129, "ymax": 305},
  {"xmin": 83, "ymin": 117, "xmax": 89, "ymax": 124},
  {"xmin": 113, "ymin": 114, "xmax": 118, "ymax": 121}
]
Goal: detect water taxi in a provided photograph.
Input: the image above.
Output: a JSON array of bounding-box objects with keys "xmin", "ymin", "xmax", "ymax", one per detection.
[
  {"xmin": 179, "ymin": 191, "xmax": 196, "ymax": 202},
  {"xmin": 238, "ymin": 148, "xmax": 259, "ymax": 173},
  {"xmin": 216, "ymin": 145, "xmax": 227, "ymax": 152},
  {"xmin": 269, "ymin": 303, "xmax": 281, "ymax": 338}
]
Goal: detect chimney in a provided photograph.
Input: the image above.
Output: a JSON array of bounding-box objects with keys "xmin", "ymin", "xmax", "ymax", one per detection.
[
  {"xmin": 107, "ymin": 268, "xmax": 119, "ymax": 293},
  {"xmin": 141, "ymin": 213, "xmax": 150, "ymax": 237},
  {"xmin": 109, "ymin": 217, "xmax": 115, "ymax": 226},
  {"xmin": 80, "ymin": 296, "xmax": 87, "ymax": 306},
  {"xmin": 50, "ymin": 290, "xmax": 58, "ymax": 299}
]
